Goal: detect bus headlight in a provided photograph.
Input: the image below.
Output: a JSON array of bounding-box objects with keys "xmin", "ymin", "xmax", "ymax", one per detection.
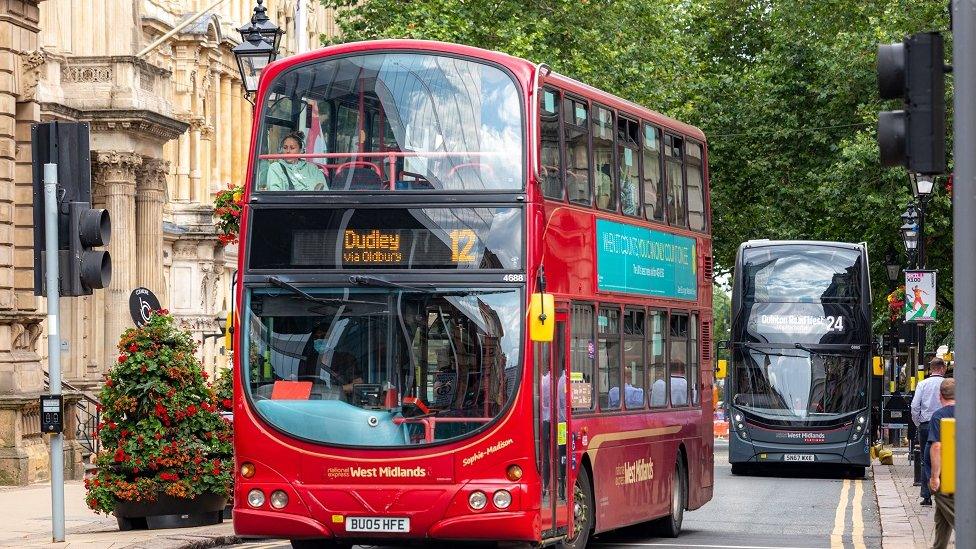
[
  {"xmin": 270, "ymin": 490, "xmax": 289, "ymax": 509},
  {"xmin": 247, "ymin": 489, "xmax": 265, "ymax": 508},
  {"xmin": 469, "ymin": 491, "xmax": 488, "ymax": 510},
  {"xmin": 492, "ymin": 489, "xmax": 512, "ymax": 509},
  {"xmin": 734, "ymin": 413, "xmax": 743, "ymax": 423}
]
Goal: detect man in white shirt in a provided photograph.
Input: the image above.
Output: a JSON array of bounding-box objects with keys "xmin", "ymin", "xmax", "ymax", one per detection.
[{"xmin": 910, "ymin": 357, "xmax": 948, "ymax": 505}]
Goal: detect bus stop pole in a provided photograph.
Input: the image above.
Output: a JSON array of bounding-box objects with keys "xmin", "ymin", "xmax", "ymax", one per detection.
[
  {"xmin": 43, "ymin": 163, "xmax": 65, "ymax": 542},
  {"xmin": 952, "ymin": 2, "xmax": 975, "ymax": 547}
]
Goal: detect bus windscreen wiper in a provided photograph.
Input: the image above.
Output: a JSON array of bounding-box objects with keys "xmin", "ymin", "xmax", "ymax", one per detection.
[
  {"xmin": 268, "ymin": 276, "xmax": 365, "ymax": 305},
  {"xmin": 736, "ymin": 342, "xmax": 806, "ymax": 358},
  {"xmin": 349, "ymin": 275, "xmax": 427, "ymax": 292},
  {"xmin": 793, "ymin": 342, "xmax": 840, "ymax": 358}
]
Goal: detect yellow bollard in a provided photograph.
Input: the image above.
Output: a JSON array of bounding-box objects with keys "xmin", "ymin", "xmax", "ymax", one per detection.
[
  {"xmin": 909, "ymin": 376, "xmax": 917, "ymax": 391},
  {"xmin": 889, "ymin": 381, "xmax": 896, "ymax": 393},
  {"xmin": 917, "ymin": 371, "xmax": 926, "ymax": 382},
  {"xmin": 941, "ymin": 418, "xmax": 955, "ymax": 495}
]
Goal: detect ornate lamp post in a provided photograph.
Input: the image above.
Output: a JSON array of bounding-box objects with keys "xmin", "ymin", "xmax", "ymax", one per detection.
[
  {"xmin": 884, "ymin": 248, "xmax": 901, "ymax": 289},
  {"xmin": 233, "ymin": 0, "xmax": 284, "ymax": 94},
  {"xmin": 900, "ymin": 204, "xmax": 920, "ymax": 268}
]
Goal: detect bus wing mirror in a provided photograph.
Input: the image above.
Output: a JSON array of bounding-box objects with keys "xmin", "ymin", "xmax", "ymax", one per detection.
[
  {"xmin": 715, "ymin": 359, "xmax": 728, "ymax": 380},
  {"xmin": 224, "ymin": 313, "xmax": 234, "ymax": 352},
  {"xmin": 529, "ymin": 293, "xmax": 555, "ymax": 342},
  {"xmin": 718, "ymin": 339, "xmax": 730, "ymax": 350}
]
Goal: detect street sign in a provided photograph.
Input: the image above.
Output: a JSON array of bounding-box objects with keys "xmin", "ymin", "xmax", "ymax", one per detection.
[
  {"xmin": 904, "ymin": 270, "xmax": 937, "ymax": 323},
  {"xmin": 129, "ymin": 288, "xmax": 161, "ymax": 327}
]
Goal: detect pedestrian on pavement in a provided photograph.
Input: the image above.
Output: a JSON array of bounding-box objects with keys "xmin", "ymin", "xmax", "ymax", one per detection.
[
  {"xmin": 911, "ymin": 356, "xmax": 947, "ymax": 505},
  {"xmin": 927, "ymin": 378, "xmax": 955, "ymax": 549}
]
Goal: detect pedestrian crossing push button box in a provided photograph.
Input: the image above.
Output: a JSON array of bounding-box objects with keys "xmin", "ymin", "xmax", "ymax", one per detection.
[{"xmin": 40, "ymin": 394, "xmax": 63, "ymax": 434}]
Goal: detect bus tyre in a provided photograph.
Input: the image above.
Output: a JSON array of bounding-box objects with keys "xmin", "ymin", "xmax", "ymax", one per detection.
[
  {"xmin": 730, "ymin": 463, "xmax": 748, "ymax": 476},
  {"xmin": 848, "ymin": 466, "xmax": 866, "ymax": 479},
  {"xmin": 656, "ymin": 457, "xmax": 687, "ymax": 538},
  {"xmin": 558, "ymin": 467, "xmax": 593, "ymax": 549}
]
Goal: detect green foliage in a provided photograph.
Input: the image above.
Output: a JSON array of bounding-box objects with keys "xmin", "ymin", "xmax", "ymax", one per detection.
[
  {"xmin": 713, "ymin": 284, "xmax": 731, "ymax": 361},
  {"xmin": 214, "ymin": 367, "xmax": 234, "ymax": 412},
  {"xmin": 320, "ymin": 0, "xmax": 953, "ymax": 348},
  {"xmin": 85, "ymin": 312, "xmax": 233, "ymax": 514}
]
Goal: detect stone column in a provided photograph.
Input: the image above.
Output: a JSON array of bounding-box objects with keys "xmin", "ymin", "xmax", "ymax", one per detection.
[
  {"xmin": 189, "ymin": 117, "xmax": 203, "ymax": 203},
  {"xmin": 177, "ymin": 131, "xmax": 190, "ymax": 201},
  {"xmin": 136, "ymin": 157, "xmax": 167, "ymax": 298},
  {"xmin": 220, "ymin": 73, "xmax": 232, "ymax": 191},
  {"xmin": 232, "ymin": 82, "xmax": 243, "ymax": 185},
  {"xmin": 92, "ymin": 151, "xmax": 140, "ymax": 371}
]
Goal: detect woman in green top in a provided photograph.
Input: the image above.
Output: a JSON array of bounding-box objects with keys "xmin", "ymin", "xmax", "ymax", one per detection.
[{"xmin": 265, "ymin": 131, "xmax": 328, "ymax": 191}]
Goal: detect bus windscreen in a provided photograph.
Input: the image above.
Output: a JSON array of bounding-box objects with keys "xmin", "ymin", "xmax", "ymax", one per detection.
[
  {"xmin": 254, "ymin": 53, "xmax": 524, "ymax": 192},
  {"xmin": 741, "ymin": 245, "xmax": 862, "ymax": 303}
]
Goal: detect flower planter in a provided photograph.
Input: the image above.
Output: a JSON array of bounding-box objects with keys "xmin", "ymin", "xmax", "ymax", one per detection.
[{"xmin": 114, "ymin": 492, "xmax": 226, "ymax": 530}]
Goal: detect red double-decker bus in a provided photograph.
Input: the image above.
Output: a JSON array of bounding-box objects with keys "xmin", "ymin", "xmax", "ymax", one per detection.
[{"xmin": 231, "ymin": 40, "xmax": 714, "ymax": 548}]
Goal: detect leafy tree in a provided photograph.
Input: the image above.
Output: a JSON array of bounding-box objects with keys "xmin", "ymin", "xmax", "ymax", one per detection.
[{"xmin": 320, "ymin": 0, "xmax": 953, "ymax": 348}]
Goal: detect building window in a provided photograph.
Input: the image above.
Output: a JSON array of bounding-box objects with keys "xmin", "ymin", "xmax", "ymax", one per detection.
[
  {"xmin": 598, "ymin": 306, "xmax": 621, "ymax": 410},
  {"xmin": 665, "ymin": 134, "xmax": 686, "ymax": 228},
  {"xmin": 642, "ymin": 124, "xmax": 665, "ymax": 222},
  {"xmin": 622, "ymin": 309, "xmax": 646, "ymax": 409},
  {"xmin": 571, "ymin": 303, "xmax": 595, "ymax": 410},
  {"xmin": 649, "ymin": 310, "xmax": 668, "ymax": 407},
  {"xmin": 669, "ymin": 312, "xmax": 689, "ymax": 406},
  {"xmin": 564, "ymin": 97, "xmax": 591, "ymax": 206},
  {"xmin": 592, "ymin": 106, "xmax": 615, "ymax": 212},
  {"xmin": 618, "ymin": 117, "xmax": 640, "ymax": 217},
  {"xmin": 540, "ymin": 88, "xmax": 564, "ymax": 200},
  {"xmin": 687, "ymin": 142, "xmax": 706, "ymax": 231}
]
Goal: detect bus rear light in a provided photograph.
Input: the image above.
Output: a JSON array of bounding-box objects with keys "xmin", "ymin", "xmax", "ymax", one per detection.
[
  {"xmin": 240, "ymin": 462, "xmax": 256, "ymax": 478},
  {"xmin": 506, "ymin": 464, "xmax": 523, "ymax": 481},
  {"xmin": 247, "ymin": 489, "xmax": 266, "ymax": 508},
  {"xmin": 492, "ymin": 490, "xmax": 512, "ymax": 509},
  {"xmin": 468, "ymin": 491, "xmax": 488, "ymax": 510},
  {"xmin": 270, "ymin": 490, "xmax": 289, "ymax": 509}
]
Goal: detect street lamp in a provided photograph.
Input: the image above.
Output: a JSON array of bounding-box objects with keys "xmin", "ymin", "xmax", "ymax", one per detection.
[
  {"xmin": 910, "ymin": 173, "xmax": 936, "ymax": 200},
  {"xmin": 884, "ymin": 249, "xmax": 901, "ymax": 286},
  {"xmin": 233, "ymin": 0, "xmax": 284, "ymax": 94},
  {"xmin": 900, "ymin": 205, "xmax": 920, "ymax": 266},
  {"xmin": 236, "ymin": 0, "xmax": 284, "ymax": 54}
]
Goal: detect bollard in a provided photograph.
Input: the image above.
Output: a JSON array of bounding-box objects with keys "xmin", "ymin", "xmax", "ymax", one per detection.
[{"xmin": 941, "ymin": 418, "xmax": 955, "ymax": 495}]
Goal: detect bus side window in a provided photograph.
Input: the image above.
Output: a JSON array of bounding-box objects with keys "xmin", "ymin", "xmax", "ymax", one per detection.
[
  {"xmin": 690, "ymin": 313, "xmax": 700, "ymax": 405},
  {"xmin": 540, "ymin": 88, "xmax": 564, "ymax": 200},
  {"xmin": 592, "ymin": 106, "xmax": 615, "ymax": 212},
  {"xmin": 597, "ymin": 306, "xmax": 620, "ymax": 410},
  {"xmin": 648, "ymin": 310, "xmax": 668, "ymax": 407},
  {"xmin": 642, "ymin": 124, "xmax": 665, "ymax": 222},
  {"xmin": 571, "ymin": 303, "xmax": 595, "ymax": 411},
  {"xmin": 687, "ymin": 142, "xmax": 706, "ymax": 231},
  {"xmin": 622, "ymin": 309, "xmax": 646, "ymax": 409},
  {"xmin": 618, "ymin": 117, "xmax": 640, "ymax": 217},
  {"xmin": 669, "ymin": 313, "xmax": 689, "ymax": 407},
  {"xmin": 665, "ymin": 134, "xmax": 687, "ymax": 228},
  {"xmin": 564, "ymin": 97, "xmax": 590, "ymax": 206}
]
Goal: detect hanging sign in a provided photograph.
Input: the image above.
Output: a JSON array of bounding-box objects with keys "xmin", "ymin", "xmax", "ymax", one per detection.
[
  {"xmin": 129, "ymin": 287, "xmax": 161, "ymax": 327},
  {"xmin": 904, "ymin": 270, "xmax": 936, "ymax": 323}
]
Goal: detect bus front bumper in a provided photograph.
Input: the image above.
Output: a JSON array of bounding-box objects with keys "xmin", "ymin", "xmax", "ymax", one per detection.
[{"xmin": 730, "ymin": 434, "xmax": 871, "ymax": 466}]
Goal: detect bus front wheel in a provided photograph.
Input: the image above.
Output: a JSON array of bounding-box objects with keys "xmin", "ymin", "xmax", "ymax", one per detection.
[
  {"xmin": 656, "ymin": 457, "xmax": 687, "ymax": 538},
  {"xmin": 557, "ymin": 467, "xmax": 593, "ymax": 549}
]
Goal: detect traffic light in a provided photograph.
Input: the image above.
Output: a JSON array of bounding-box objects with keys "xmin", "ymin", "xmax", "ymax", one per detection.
[
  {"xmin": 877, "ymin": 31, "xmax": 947, "ymax": 175},
  {"xmin": 32, "ymin": 121, "xmax": 112, "ymax": 296},
  {"xmin": 63, "ymin": 202, "xmax": 111, "ymax": 296}
]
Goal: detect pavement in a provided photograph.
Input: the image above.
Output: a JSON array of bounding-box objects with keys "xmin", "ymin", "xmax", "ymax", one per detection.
[
  {"xmin": 873, "ymin": 447, "xmax": 956, "ymax": 548},
  {"xmin": 0, "ymin": 481, "xmax": 241, "ymax": 549}
]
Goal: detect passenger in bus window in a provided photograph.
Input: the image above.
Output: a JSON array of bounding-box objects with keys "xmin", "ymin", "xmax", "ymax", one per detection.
[
  {"xmin": 266, "ymin": 131, "xmax": 329, "ymax": 191},
  {"xmin": 651, "ymin": 361, "xmax": 688, "ymax": 407},
  {"xmin": 608, "ymin": 362, "xmax": 645, "ymax": 408}
]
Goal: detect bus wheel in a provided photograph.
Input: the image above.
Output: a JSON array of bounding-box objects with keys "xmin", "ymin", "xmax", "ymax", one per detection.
[
  {"xmin": 730, "ymin": 463, "xmax": 749, "ymax": 476},
  {"xmin": 290, "ymin": 540, "xmax": 351, "ymax": 549},
  {"xmin": 848, "ymin": 466, "xmax": 866, "ymax": 479},
  {"xmin": 558, "ymin": 467, "xmax": 593, "ymax": 549},
  {"xmin": 656, "ymin": 458, "xmax": 687, "ymax": 538}
]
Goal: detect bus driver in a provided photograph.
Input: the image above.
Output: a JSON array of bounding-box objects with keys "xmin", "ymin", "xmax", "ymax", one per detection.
[{"xmin": 266, "ymin": 131, "xmax": 328, "ymax": 191}]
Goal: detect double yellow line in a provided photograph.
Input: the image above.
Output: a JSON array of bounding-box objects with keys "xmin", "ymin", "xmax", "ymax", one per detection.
[{"xmin": 830, "ymin": 478, "xmax": 866, "ymax": 549}]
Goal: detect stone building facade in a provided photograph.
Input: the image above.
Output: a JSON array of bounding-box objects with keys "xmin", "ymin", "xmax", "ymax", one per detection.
[{"xmin": 0, "ymin": 0, "xmax": 338, "ymax": 484}]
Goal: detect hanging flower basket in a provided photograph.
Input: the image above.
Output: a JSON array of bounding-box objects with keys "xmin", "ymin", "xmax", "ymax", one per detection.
[
  {"xmin": 213, "ymin": 185, "xmax": 244, "ymax": 246},
  {"xmin": 886, "ymin": 285, "xmax": 906, "ymax": 322},
  {"xmin": 85, "ymin": 311, "xmax": 233, "ymax": 530}
]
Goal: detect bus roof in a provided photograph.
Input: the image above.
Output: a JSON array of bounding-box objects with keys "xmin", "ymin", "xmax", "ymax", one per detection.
[
  {"xmin": 260, "ymin": 39, "xmax": 706, "ymax": 142},
  {"xmin": 739, "ymin": 240, "xmax": 865, "ymax": 251}
]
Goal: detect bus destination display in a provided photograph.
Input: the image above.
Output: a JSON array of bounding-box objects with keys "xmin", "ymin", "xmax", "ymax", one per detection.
[{"xmin": 248, "ymin": 207, "xmax": 521, "ymax": 271}]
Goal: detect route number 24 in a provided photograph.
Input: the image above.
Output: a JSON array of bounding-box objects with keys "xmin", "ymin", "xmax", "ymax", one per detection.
[{"xmin": 824, "ymin": 316, "xmax": 844, "ymax": 332}]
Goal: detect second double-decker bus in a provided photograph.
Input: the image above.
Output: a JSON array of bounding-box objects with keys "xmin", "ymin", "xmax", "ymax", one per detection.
[
  {"xmin": 231, "ymin": 39, "xmax": 714, "ymax": 548},
  {"xmin": 727, "ymin": 240, "xmax": 872, "ymax": 475}
]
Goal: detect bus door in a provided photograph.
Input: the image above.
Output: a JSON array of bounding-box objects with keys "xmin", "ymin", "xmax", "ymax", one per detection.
[{"xmin": 539, "ymin": 312, "xmax": 571, "ymax": 538}]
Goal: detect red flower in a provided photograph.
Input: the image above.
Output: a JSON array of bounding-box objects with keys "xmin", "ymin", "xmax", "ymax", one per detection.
[
  {"xmin": 128, "ymin": 343, "xmax": 139, "ymax": 352},
  {"xmin": 201, "ymin": 371, "xmax": 209, "ymax": 380},
  {"xmin": 105, "ymin": 378, "xmax": 114, "ymax": 387},
  {"xmin": 114, "ymin": 448, "xmax": 128, "ymax": 463},
  {"xmin": 222, "ymin": 399, "xmax": 233, "ymax": 409},
  {"xmin": 118, "ymin": 354, "xmax": 127, "ymax": 363}
]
